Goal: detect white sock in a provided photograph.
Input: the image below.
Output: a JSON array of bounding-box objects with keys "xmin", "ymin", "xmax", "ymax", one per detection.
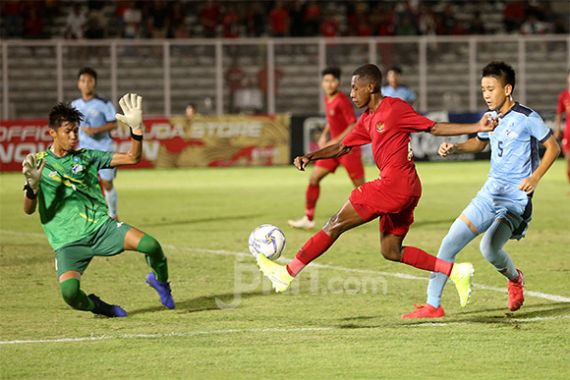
[{"xmin": 104, "ymin": 187, "xmax": 118, "ymax": 218}]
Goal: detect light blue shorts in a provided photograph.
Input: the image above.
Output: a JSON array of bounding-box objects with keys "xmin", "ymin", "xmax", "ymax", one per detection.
[
  {"xmin": 462, "ymin": 179, "xmax": 531, "ymax": 240},
  {"xmin": 98, "ymin": 168, "xmax": 116, "ymax": 182}
]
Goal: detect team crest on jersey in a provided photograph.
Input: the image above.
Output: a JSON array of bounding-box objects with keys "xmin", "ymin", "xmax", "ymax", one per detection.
[
  {"xmin": 376, "ymin": 123, "xmax": 385, "ymax": 133},
  {"xmin": 71, "ymin": 164, "xmax": 84, "ymax": 175}
]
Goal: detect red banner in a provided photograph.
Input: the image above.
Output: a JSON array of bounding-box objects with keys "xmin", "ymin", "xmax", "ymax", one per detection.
[{"xmin": 0, "ymin": 115, "xmax": 290, "ymax": 171}]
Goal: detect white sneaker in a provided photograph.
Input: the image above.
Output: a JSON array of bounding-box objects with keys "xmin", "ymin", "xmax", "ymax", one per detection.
[{"xmin": 287, "ymin": 216, "xmax": 315, "ymax": 230}]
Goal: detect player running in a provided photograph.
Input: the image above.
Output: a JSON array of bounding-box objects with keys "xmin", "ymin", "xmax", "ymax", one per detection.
[
  {"xmin": 71, "ymin": 67, "xmax": 119, "ymax": 219},
  {"xmin": 403, "ymin": 62, "xmax": 560, "ymax": 319},
  {"xmin": 288, "ymin": 67, "xmax": 365, "ymax": 230},
  {"xmin": 257, "ymin": 64, "xmax": 498, "ymax": 308},
  {"xmin": 554, "ymin": 70, "xmax": 570, "ymax": 189},
  {"xmin": 22, "ymin": 94, "xmax": 175, "ymax": 318}
]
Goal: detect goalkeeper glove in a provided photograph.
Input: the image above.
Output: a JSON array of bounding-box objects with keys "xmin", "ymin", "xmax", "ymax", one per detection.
[
  {"xmin": 116, "ymin": 93, "xmax": 144, "ymax": 134},
  {"xmin": 22, "ymin": 153, "xmax": 45, "ymax": 194}
]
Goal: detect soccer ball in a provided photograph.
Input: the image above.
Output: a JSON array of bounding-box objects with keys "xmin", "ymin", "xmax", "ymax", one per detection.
[{"xmin": 248, "ymin": 224, "xmax": 286, "ymax": 261}]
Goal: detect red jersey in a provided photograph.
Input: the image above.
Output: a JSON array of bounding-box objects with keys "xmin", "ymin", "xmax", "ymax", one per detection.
[
  {"xmin": 342, "ymin": 97, "xmax": 435, "ymax": 194},
  {"xmin": 325, "ymin": 92, "xmax": 357, "ymax": 138},
  {"xmin": 557, "ymin": 90, "xmax": 570, "ymax": 130}
]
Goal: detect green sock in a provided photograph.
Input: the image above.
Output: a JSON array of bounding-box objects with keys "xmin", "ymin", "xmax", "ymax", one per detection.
[
  {"xmin": 59, "ymin": 279, "xmax": 94, "ymax": 311},
  {"xmin": 137, "ymin": 233, "xmax": 169, "ymax": 283}
]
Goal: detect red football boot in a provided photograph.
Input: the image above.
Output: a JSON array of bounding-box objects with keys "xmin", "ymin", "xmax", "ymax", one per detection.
[
  {"xmin": 507, "ymin": 269, "xmax": 525, "ymax": 311},
  {"xmin": 402, "ymin": 304, "xmax": 445, "ymax": 319}
]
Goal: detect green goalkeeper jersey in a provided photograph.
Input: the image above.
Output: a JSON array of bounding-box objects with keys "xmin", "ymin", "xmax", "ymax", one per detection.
[{"xmin": 35, "ymin": 148, "xmax": 114, "ymax": 250}]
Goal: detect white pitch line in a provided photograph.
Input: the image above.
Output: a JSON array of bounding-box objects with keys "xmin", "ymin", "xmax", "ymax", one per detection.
[
  {"xmin": 2, "ymin": 230, "xmax": 570, "ymax": 303},
  {"xmin": 174, "ymin": 246, "xmax": 570, "ymax": 303},
  {"xmin": 0, "ymin": 327, "xmax": 333, "ymax": 346}
]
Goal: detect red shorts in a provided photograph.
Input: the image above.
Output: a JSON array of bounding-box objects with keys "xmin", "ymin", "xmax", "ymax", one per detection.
[
  {"xmin": 349, "ymin": 177, "xmax": 421, "ymax": 236},
  {"xmin": 315, "ymin": 147, "xmax": 364, "ymax": 180},
  {"xmin": 563, "ymin": 125, "xmax": 570, "ymax": 154}
]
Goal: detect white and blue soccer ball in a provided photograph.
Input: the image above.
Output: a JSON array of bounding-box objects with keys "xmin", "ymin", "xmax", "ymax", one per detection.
[{"xmin": 248, "ymin": 224, "xmax": 286, "ymax": 261}]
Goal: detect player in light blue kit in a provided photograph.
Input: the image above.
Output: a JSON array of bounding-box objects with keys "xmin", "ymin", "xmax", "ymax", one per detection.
[
  {"xmin": 71, "ymin": 67, "xmax": 119, "ymax": 219},
  {"xmin": 403, "ymin": 62, "xmax": 560, "ymax": 318},
  {"xmin": 381, "ymin": 66, "xmax": 416, "ymax": 105}
]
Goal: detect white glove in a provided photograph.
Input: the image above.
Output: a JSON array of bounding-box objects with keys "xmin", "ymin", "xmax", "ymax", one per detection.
[
  {"xmin": 116, "ymin": 93, "xmax": 144, "ymax": 133},
  {"xmin": 22, "ymin": 153, "xmax": 45, "ymax": 193}
]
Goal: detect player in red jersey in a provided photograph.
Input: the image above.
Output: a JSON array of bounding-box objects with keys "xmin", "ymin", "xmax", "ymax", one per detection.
[
  {"xmin": 257, "ymin": 64, "xmax": 498, "ymax": 308},
  {"xmin": 289, "ymin": 67, "xmax": 365, "ymax": 230},
  {"xmin": 554, "ymin": 71, "xmax": 570, "ymax": 187}
]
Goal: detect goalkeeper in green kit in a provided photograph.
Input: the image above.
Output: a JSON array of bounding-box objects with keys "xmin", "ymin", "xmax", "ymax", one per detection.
[{"xmin": 22, "ymin": 93, "xmax": 175, "ymax": 317}]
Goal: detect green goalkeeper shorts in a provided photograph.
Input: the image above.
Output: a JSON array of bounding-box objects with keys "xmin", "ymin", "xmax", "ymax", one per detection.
[{"xmin": 54, "ymin": 218, "xmax": 132, "ymax": 278}]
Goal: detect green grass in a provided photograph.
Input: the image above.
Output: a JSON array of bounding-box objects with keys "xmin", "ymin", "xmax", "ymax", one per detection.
[{"xmin": 1, "ymin": 161, "xmax": 569, "ymax": 379}]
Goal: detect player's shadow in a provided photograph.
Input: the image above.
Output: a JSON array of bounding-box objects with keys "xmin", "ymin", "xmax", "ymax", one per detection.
[
  {"xmin": 404, "ymin": 302, "xmax": 570, "ymax": 326},
  {"xmin": 128, "ymin": 290, "xmax": 267, "ymax": 315},
  {"xmin": 139, "ymin": 213, "xmax": 264, "ymax": 228}
]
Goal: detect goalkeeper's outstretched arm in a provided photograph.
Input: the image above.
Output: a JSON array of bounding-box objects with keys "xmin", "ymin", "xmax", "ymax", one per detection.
[{"xmin": 110, "ymin": 93, "xmax": 144, "ymax": 167}]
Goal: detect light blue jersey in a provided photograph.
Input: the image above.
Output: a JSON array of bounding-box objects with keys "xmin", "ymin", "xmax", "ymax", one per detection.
[
  {"xmin": 381, "ymin": 85, "xmax": 417, "ymax": 104},
  {"xmin": 477, "ymin": 103, "xmax": 552, "ymax": 186},
  {"xmin": 71, "ymin": 96, "xmax": 117, "ymax": 152},
  {"xmin": 464, "ymin": 103, "xmax": 552, "ymax": 238}
]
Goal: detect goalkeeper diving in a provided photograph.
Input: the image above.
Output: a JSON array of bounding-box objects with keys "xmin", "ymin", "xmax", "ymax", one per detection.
[{"xmin": 22, "ymin": 94, "xmax": 175, "ymax": 317}]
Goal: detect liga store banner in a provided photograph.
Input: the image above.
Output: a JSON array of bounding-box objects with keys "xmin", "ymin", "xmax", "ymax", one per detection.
[{"xmin": 0, "ymin": 114, "xmax": 290, "ymax": 171}]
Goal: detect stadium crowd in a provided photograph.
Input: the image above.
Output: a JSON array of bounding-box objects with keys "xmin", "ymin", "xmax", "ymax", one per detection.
[{"xmin": 1, "ymin": 0, "xmax": 568, "ymax": 40}]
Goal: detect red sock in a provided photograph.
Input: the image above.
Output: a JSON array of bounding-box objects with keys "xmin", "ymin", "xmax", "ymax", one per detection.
[
  {"xmin": 400, "ymin": 246, "xmax": 453, "ymax": 276},
  {"xmin": 305, "ymin": 184, "xmax": 320, "ymax": 221},
  {"xmin": 286, "ymin": 230, "xmax": 334, "ymax": 276}
]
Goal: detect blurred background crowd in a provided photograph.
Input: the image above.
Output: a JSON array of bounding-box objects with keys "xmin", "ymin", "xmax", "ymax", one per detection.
[{"xmin": 2, "ymin": 0, "xmax": 568, "ymax": 40}]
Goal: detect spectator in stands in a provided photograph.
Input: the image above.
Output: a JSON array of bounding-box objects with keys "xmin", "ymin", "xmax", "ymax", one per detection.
[
  {"xmin": 469, "ymin": 11, "xmax": 486, "ymax": 34},
  {"xmin": 169, "ymin": 2, "xmax": 188, "ymax": 38},
  {"xmin": 84, "ymin": 11, "xmax": 106, "ymax": 39},
  {"xmin": 222, "ymin": 3, "xmax": 241, "ymax": 38},
  {"xmin": 226, "ymin": 58, "xmax": 246, "ymax": 112},
  {"xmin": 439, "ymin": 3, "xmax": 457, "ymax": 35},
  {"xmin": 381, "ymin": 66, "xmax": 417, "ymax": 105},
  {"xmin": 520, "ymin": 13, "xmax": 549, "ymax": 34},
  {"xmin": 289, "ymin": 0, "xmax": 305, "ymax": 37},
  {"xmin": 503, "ymin": 0, "xmax": 526, "ymax": 33},
  {"xmin": 304, "ymin": 1, "xmax": 321, "ymax": 36},
  {"xmin": 245, "ymin": 2, "xmax": 265, "ymax": 37},
  {"xmin": 320, "ymin": 14, "xmax": 339, "ymax": 37},
  {"xmin": 200, "ymin": 0, "xmax": 221, "ymax": 38},
  {"xmin": 186, "ymin": 103, "xmax": 197, "ymax": 121},
  {"xmin": 64, "ymin": 4, "xmax": 86, "ymax": 39},
  {"xmin": 3, "ymin": 0, "xmax": 24, "ymax": 37},
  {"xmin": 148, "ymin": 0, "xmax": 171, "ymax": 39},
  {"xmin": 395, "ymin": 14, "xmax": 418, "ymax": 36},
  {"xmin": 269, "ymin": 1, "xmax": 289, "ymax": 37},
  {"xmin": 23, "ymin": 5, "xmax": 45, "ymax": 39},
  {"xmin": 123, "ymin": 1, "xmax": 142, "ymax": 39}
]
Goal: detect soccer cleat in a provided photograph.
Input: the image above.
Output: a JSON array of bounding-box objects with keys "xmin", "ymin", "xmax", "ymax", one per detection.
[
  {"xmin": 256, "ymin": 254, "xmax": 294, "ymax": 293},
  {"xmin": 146, "ymin": 272, "xmax": 176, "ymax": 309},
  {"xmin": 88, "ymin": 294, "xmax": 128, "ymax": 318},
  {"xmin": 448, "ymin": 262, "xmax": 474, "ymax": 308},
  {"xmin": 507, "ymin": 269, "xmax": 525, "ymax": 311},
  {"xmin": 287, "ymin": 216, "xmax": 315, "ymax": 230},
  {"xmin": 402, "ymin": 304, "xmax": 445, "ymax": 319}
]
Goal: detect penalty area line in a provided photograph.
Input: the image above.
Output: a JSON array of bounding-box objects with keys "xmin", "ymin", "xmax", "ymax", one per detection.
[
  {"xmin": 173, "ymin": 246, "xmax": 570, "ymax": 304},
  {"xmin": 0, "ymin": 327, "xmax": 332, "ymax": 346}
]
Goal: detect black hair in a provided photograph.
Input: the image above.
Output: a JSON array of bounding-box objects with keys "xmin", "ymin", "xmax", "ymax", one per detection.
[
  {"xmin": 77, "ymin": 67, "xmax": 98, "ymax": 81},
  {"xmin": 481, "ymin": 61, "xmax": 516, "ymax": 91},
  {"xmin": 186, "ymin": 102, "xmax": 197, "ymax": 109},
  {"xmin": 321, "ymin": 67, "xmax": 341, "ymax": 80},
  {"xmin": 352, "ymin": 64, "xmax": 382, "ymax": 92},
  {"xmin": 387, "ymin": 66, "xmax": 402, "ymax": 75},
  {"xmin": 48, "ymin": 103, "xmax": 83, "ymax": 129}
]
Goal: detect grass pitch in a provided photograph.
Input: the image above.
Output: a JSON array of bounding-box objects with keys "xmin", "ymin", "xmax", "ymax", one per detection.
[{"xmin": 1, "ymin": 160, "xmax": 569, "ymax": 379}]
